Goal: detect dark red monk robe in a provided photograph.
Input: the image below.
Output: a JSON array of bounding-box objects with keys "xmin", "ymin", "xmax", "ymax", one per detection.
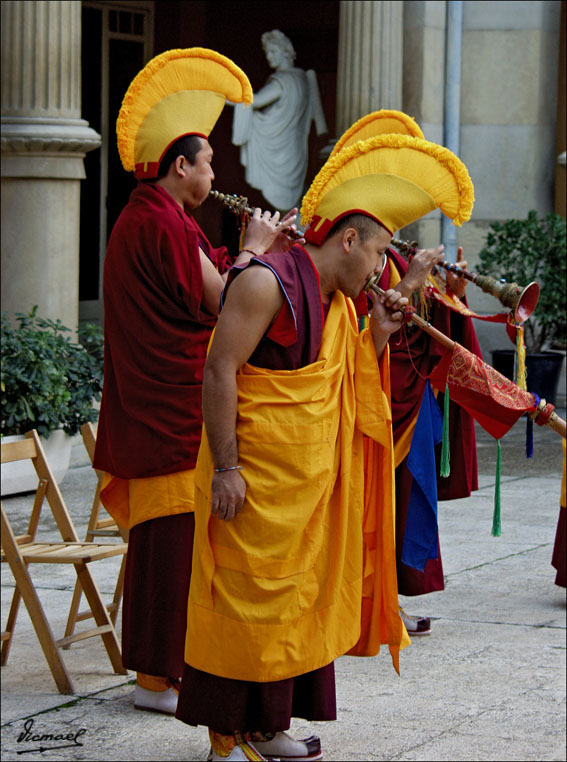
[
  {"xmin": 176, "ymin": 245, "xmax": 337, "ymax": 732},
  {"xmin": 93, "ymin": 182, "xmax": 231, "ymax": 677},
  {"xmin": 552, "ymin": 505, "xmax": 566, "ymax": 588},
  {"xmin": 122, "ymin": 513, "xmax": 195, "ymax": 677},
  {"xmin": 94, "ymin": 181, "xmax": 231, "ymax": 479},
  {"xmin": 552, "ymin": 439, "xmax": 566, "ymax": 588},
  {"xmin": 379, "ymin": 250, "xmax": 480, "ymax": 596}
]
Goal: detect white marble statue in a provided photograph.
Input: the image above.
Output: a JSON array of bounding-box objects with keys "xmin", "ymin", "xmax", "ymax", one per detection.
[{"xmin": 232, "ymin": 29, "xmax": 328, "ymax": 211}]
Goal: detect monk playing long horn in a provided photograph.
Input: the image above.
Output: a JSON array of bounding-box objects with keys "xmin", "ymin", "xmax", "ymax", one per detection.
[
  {"xmin": 326, "ymin": 109, "xmax": 482, "ymax": 638},
  {"xmin": 175, "ymin": 131, "xmax": 475, "ymax": 761},
  {"xmin": 93, "ymin": 47, "xmax": 299, "ymax": 718}
]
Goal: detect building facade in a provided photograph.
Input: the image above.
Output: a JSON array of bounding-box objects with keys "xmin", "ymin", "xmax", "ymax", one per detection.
[{"xmin": 2, "ymin": 0, "xmax": 565, "ymax": 372}]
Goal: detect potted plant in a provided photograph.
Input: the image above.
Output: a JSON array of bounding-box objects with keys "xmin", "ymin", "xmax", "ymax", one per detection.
[
  {"xmin": 1, "ymin": 307, "xmax": 103, "ymax": 494},
  {"xmin": 477, "ymin": 210, "xmax": 566, "ymax": 405}
]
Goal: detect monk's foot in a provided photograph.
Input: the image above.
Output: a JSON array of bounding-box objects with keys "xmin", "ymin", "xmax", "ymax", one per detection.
[
  {"xmin": 252, "ymin": 731, "xmax": 323, "ymax": 761},
  {"xmin": 400, "ymin": 606, "xmax": 432, "ymax": 635},
  {"xmin": 208, "ymin": 741, "xmax": 267, "ymax": 761},
  {"xmin": 134, "ymin": 675, "xmax": 179, "ymax": 715}
]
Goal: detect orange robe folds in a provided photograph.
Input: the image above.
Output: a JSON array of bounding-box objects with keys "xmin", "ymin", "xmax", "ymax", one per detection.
[
  {"xmin": 186, "ymin": 292, "xmax": 409, "ymax": 683},
  {"xmin": 100, "ymin": 469, "xmax": 195, "ymax": 531}
]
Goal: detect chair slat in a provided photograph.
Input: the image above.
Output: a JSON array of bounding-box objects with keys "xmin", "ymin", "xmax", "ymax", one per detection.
[
  {"xmin": 56, "ymin": 624, "xmax": 113, "ymax": 648},
  {"xmin": 21, "ymin": 542, "xmax": 127, "ymax": 563},
  {"xmin": 1, "ymin": 438, "xmax": 37, "ymax": 463},
  {"xmin": 87, "ymin": 528, "xmax": 122, "ymax": 537},
  {"xmin": 93, "ymin": 517, "xmax": 117, "ymax": 529}
]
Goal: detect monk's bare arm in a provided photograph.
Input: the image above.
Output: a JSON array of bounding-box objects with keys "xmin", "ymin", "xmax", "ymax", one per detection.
[
  {"xmin": 202, "ymin": 265, "xmax": 284, "ymax": 521},
  {"xmin": 198, "ymin": 209, "xmax": 298, "ymax": 316}
]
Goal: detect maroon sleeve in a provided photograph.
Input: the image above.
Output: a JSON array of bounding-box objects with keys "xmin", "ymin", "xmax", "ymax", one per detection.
[
  {"xmin": 214, "ymin": 243, "xmax": 233, "ymax": 275},
  {"xmin": 153, "ymin": 218, "xmax": 203, "ymax": 320}
]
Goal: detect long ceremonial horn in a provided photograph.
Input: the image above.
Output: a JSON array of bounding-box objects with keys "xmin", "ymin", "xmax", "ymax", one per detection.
[
  {"xmin": 390, "ymin": 238, "xmax": 540, "ymax": 323},
  {"xmin": 211, "ymin": 192, "xmax": 540, "ymax": 323},
  {"xmin": 365, "ymin": 264, "xmax": 453, "ymax": 352},
  {"xmin": 209, "ymin": 189, "xmax": 304, "ymax": 239}
]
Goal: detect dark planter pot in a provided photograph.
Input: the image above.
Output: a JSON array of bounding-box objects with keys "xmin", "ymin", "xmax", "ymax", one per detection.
[{"xmin": 491, "ymin": 349, "xmax": 565, "ymax": 406}]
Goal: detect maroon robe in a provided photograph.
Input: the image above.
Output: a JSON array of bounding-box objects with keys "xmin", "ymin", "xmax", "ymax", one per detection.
[
  {"xmin": 176, "ymin": 244, "xmax": 336, "ymax": 733},
  {"xmin": 94, "ymin": 181, "xmax": 231, "ymax": 478},
  {"xmin": 122, "ymin": 513, "xmax": 195, "ymax": 678},
  {"xmin": 93, "ymin": 182, "xmax": 230, "ymax": 677},
  {"xmin": 552, "ymin": 507, "xmax": 566, "ymax": 588},
  {"xmin": 380, "ymin": 250, "xmax": 481, "ymax": 596}
]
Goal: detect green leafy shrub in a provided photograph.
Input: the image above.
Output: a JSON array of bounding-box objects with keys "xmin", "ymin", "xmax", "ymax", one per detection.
[
  {"xmin": 1, "ymin": 307, "xmax": 103, "ymax": 438},
  {"xmin": 477, "ymin": 210, "xmax": 566, "ymax": 353}
]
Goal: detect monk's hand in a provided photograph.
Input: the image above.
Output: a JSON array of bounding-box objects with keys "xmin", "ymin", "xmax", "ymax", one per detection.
[
  {"xmin": 445, "ymin": 246, "xmax": 468, "ymax": 299},
  {"xmin": 211, "ymin": 469, "xmax": 246, "ymax": 522},
  {"xmin": 369, "ymin": 288, "xmax": 408, "ymax": 337},
  {"xmin": 242, "ymin": 207, "xmax": 302, "ymax": 256},
  {"xmin": 269, "ymin": 208, "xmax": 305, "ymax": 253},
  {"xmin": 400, "ymin": 244, "xmax": 445, "ymax": 295}
]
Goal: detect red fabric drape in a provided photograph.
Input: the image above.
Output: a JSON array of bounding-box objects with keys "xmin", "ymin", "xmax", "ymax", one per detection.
[{"xmin": 428, "ymin": 343, "xmax": 537, "ymax": 439}]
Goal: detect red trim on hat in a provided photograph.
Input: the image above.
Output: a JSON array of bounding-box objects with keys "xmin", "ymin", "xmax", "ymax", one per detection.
[
  {"xmin": 133, "ymin": 132, "xmax": 209, "ymax": 180},
  {"xmin": 303, "ymin": 216, "xmax": 334, "ymax": 245},
  {"xmin": 134, "ymin": 161, "xmax": 161, "ymax": 180},
  {"xmin": 304, "ymin": 210, "xmax": 393, "ymax": 245}
]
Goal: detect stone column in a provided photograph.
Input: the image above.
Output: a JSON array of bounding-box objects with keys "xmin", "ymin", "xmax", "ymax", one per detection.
[
  {"xmin": 1, "ymin": 0, "xmax": 101, "ymax": 333},
  {"xmin": 335, "ymin": 0, "xmax": 404, "ymax": 137}
]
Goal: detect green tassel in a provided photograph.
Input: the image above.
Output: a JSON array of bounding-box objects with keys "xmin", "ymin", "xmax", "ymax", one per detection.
[
  {"xmin": 492, "ymin": 439, "xmax": 502, "ymax": 537},
  {"xmin": 440, "ymin": 382, "xmax": 451, "ymax": 477}
]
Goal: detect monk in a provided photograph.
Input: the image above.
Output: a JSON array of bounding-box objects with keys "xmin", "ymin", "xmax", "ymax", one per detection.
[
  {"xmin": 93, "ymin": 48, "xmax": 297, "ymax": 715},
  {"xmin": 177, "ymin": 215, "xmax": 406, "ymax": 762},
  {"xmin": 328, "ymin": 110, "xmax": 481, "ymax": 635},
  {"xmin": 176, "ymin": 132, "xmax": 476, "ymax": 760},
  {"xmin": 382, "ymin": 245, "xmax": 481, "ymax": 633}
]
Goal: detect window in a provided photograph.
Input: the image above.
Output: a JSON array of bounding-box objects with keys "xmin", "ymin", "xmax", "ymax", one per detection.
[{"xmin": 79, "ymin": 1, "xmax": 153, "ymax": 320}]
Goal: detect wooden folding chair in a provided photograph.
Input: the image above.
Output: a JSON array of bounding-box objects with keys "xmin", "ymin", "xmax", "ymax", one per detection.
[
  {"xmin": 1, "ymin": 430, "xmax": 128, "ymax": 694},
  {"xmin": 63, "ymin": 423, "xmax": 128, "ymax": 644}
]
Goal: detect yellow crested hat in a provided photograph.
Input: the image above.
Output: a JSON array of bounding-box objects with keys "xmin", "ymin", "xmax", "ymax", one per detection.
[
  {"xmin": 117, "ymin": 48, "xmax": 253, "ymax": 179},
  {"xmin": 301, "ymin": 133, "xmax": 474, "ymax": 244},
  {"xmin": 329, "ymin": 109, "xmax": 424, "ymax": 158}
]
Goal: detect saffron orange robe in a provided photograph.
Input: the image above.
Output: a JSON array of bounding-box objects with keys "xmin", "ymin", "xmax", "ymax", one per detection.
[
  {"xmin": 99, "ymin": 468, "xmax": 195, "ymax": 531},
  {"xmin": 186, "ymin": 291, "xmax": 409, "ymax": 684}
]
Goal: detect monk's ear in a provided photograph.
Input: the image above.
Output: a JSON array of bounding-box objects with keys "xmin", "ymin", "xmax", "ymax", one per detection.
[
  {"xmin": 173, "ymin": 155, "xmax": 187, "ymax": 178},
  {"xmin": 342, "ymin": 227, "xmax": 358, "ymax": 253}
]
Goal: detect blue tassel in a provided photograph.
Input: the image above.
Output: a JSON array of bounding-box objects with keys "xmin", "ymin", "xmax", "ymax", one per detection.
[
  {"xmin": 525, "ymin": 416, "xmax": 534, "ymax": 458},
  {"xmin": 526, "ymin": 393, "xmax": 539, "ymax": 459}
]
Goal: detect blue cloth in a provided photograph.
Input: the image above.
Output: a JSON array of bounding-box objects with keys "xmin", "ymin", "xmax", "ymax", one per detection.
[{"xmin": 401, "ymin": 381, "xmax": 444, "ymax": 571}]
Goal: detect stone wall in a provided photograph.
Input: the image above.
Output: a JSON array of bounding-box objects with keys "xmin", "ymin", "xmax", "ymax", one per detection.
[{"xmin": 402, "ymin": 0, "xmax": 564, "ymax": 403}]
